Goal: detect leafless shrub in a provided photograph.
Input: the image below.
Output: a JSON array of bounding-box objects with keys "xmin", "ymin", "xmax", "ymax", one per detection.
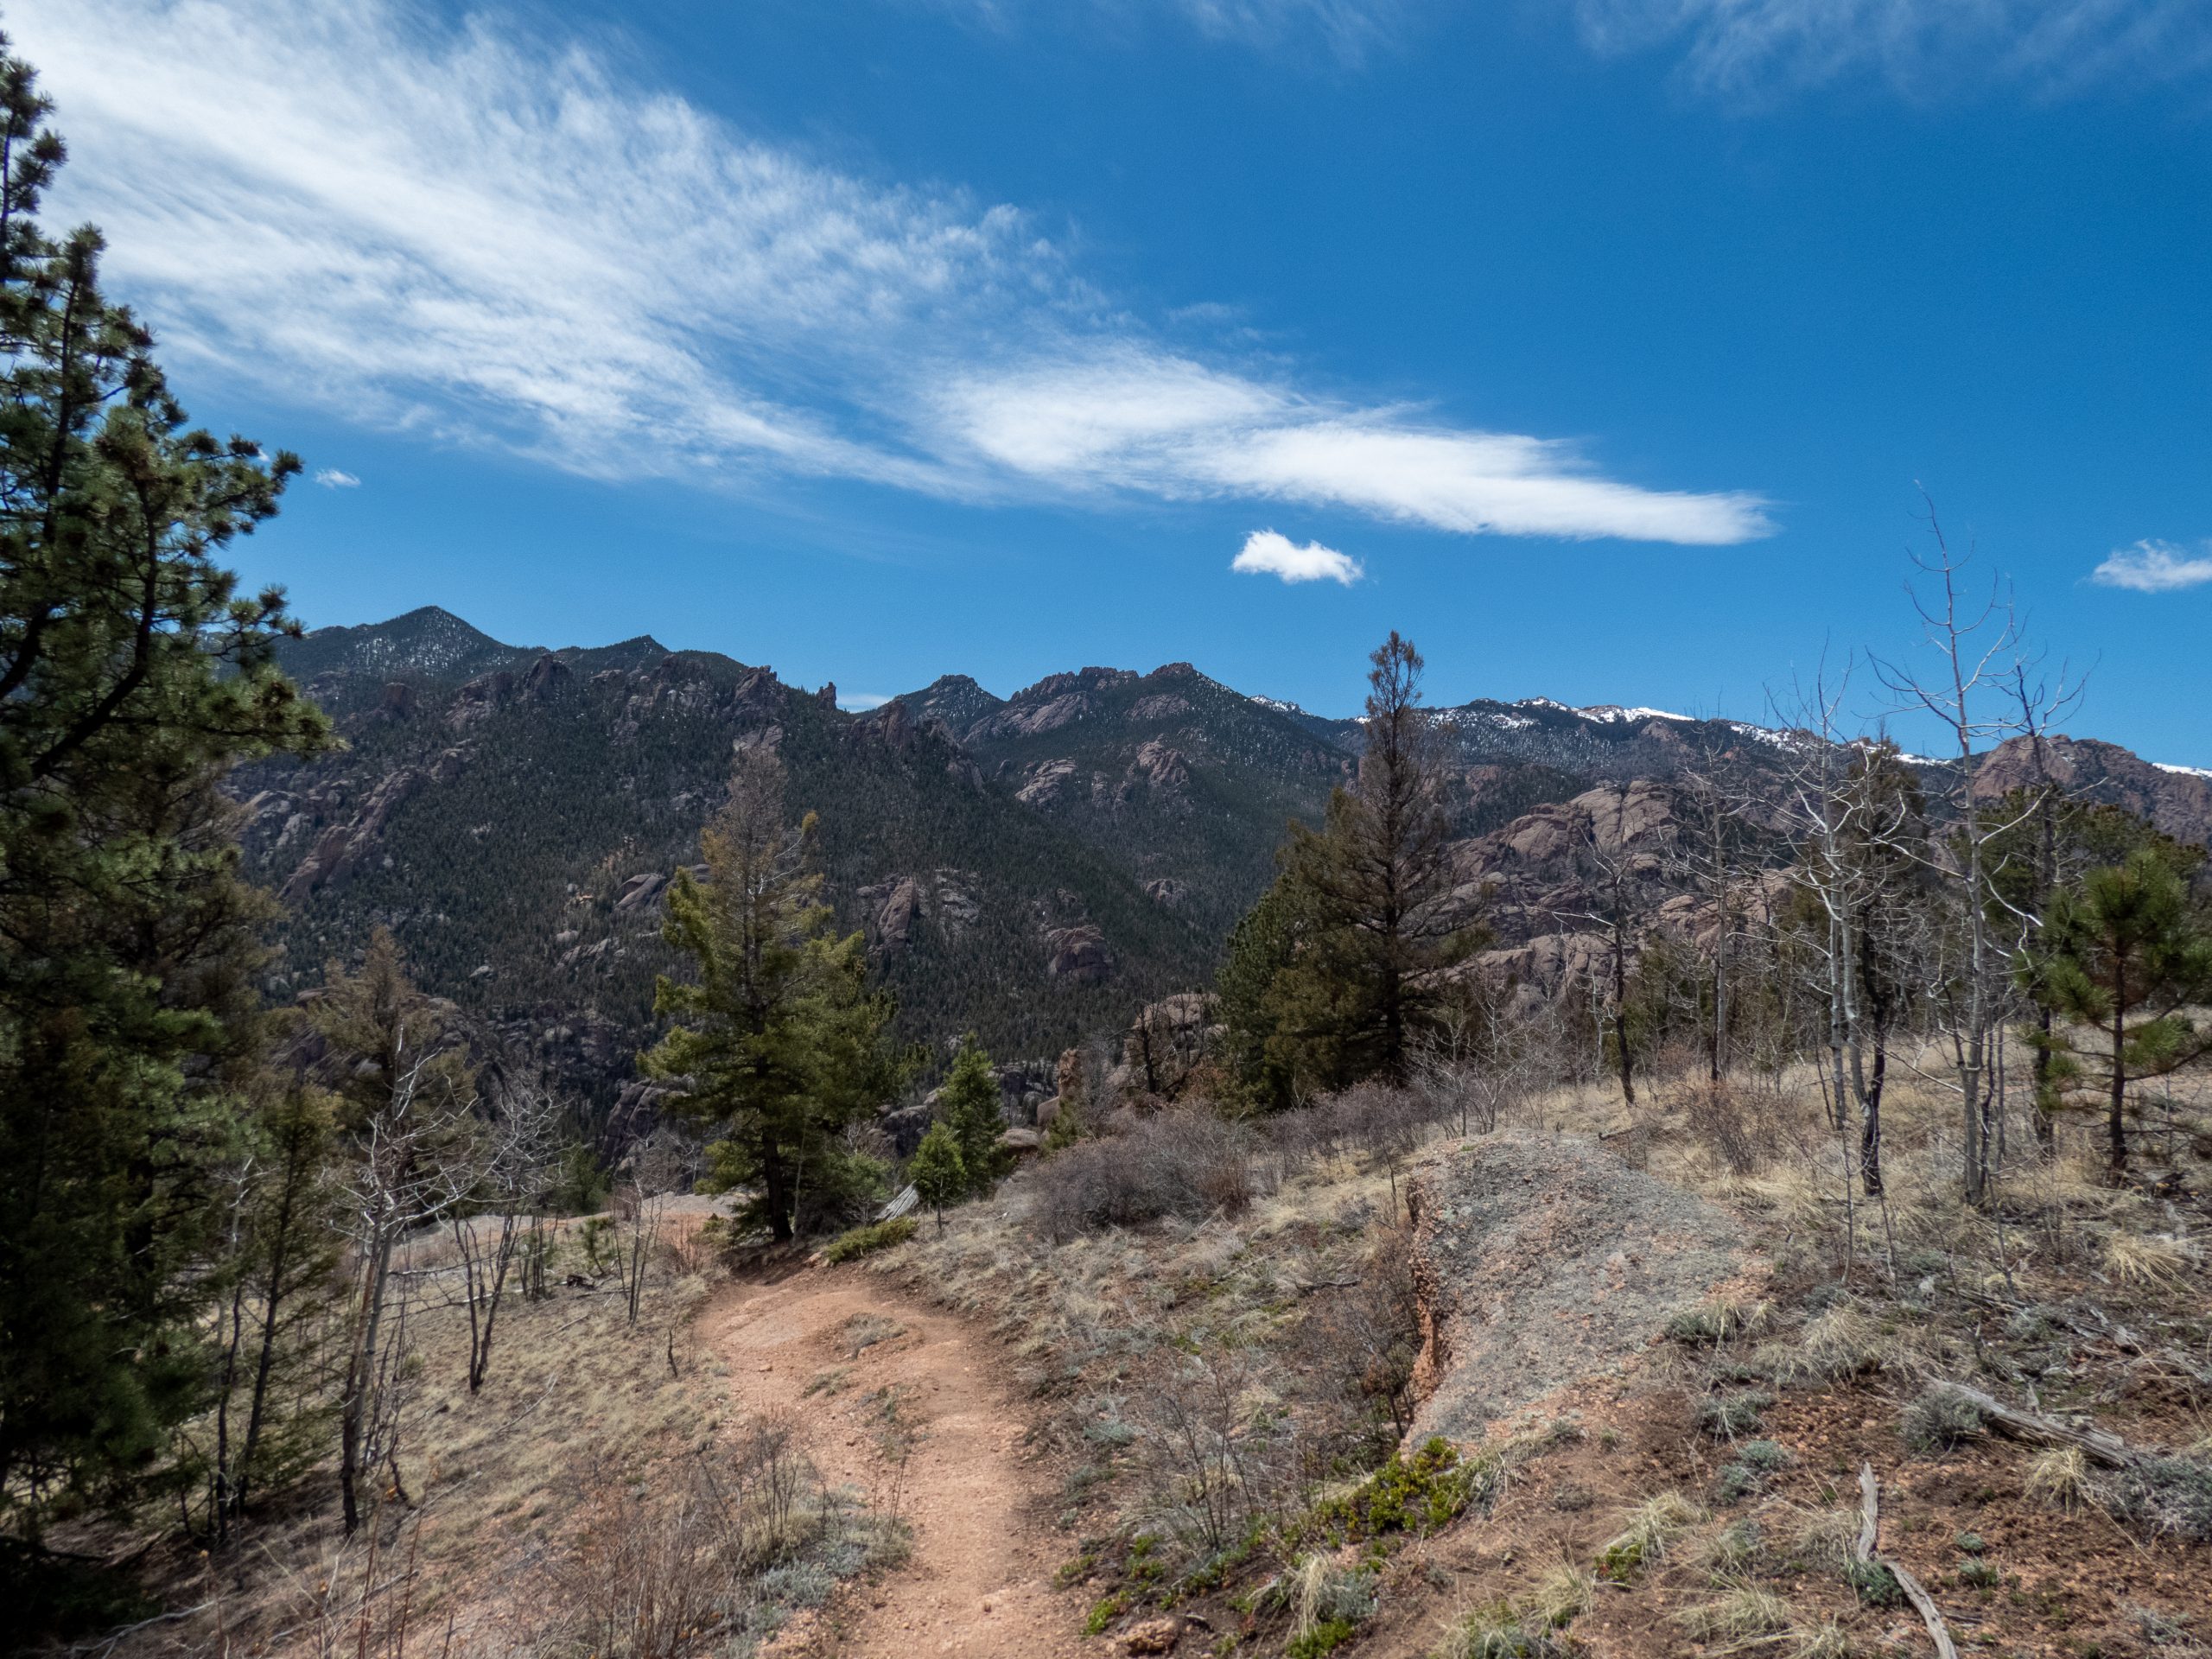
[
  {"xmin": 540, "ymin": 1415, "xmax": 841, "ymax": 1658},
  {"xmin": 1298, "ymin": 1224, "xmax": 1422, "ymax": 1452},
  {"xmin": 1130, "ymin": 1351, "xmax": 1298, "ymax": 1554},
  {"xmin": 1027, "ymin": 1108, "xmax": 1261, "ymax": 1242},
  {"xmin": 1678, "ymin": 1078, "xmax": 1762, "ymax": 1175}
]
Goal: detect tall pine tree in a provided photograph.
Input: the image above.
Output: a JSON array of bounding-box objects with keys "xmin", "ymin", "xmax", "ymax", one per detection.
[
  {"xmin": 1225, "ymin": 633, "xmax": 1484, "ymax": 1095},
  {"xmin": 0, "ymin": 37, "xmax": 325, "ymax": 1543},
  {"xmin": 643, "ymin": 748, "xmax": 901, "ymax": 1241},
  {"xmin": 936, "ymin": 1033, "xmax": 1009, "ymax": 1195}
]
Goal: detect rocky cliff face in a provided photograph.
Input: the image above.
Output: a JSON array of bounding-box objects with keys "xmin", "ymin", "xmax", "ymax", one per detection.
[
  {"xmin": 239, "ymin": 620, "xmax": 1211, "ymax": 1121},
  {"xmin": 1974, "ymin": 734, "xmax": 2212, "ymax": 848}
]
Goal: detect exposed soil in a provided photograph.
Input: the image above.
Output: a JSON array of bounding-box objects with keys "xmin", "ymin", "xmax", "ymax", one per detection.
[
  {"xmin": 1406, "ymin": 1130, "xmax": 1749, "ymax": 1443},
  {"xmin": 700, "ymin": 1266, "xmax": 1096, "ymax": 1659}
]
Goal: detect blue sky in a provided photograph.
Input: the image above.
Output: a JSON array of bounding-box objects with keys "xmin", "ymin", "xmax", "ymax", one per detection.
[{"xmin": 15, "ymin": 0, "xmax": 2212, "ymax": 763}]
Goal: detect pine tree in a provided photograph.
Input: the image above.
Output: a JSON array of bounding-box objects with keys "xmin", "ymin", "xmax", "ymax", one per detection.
[
  {"xmin": 643, "ymin": 747, "xmax": 900, "ymax": 1241},
  {"xmin": 1243, "ymin": 633, "xmax": 1484, "ymax": 1093},
  {"xmin": 1216, "ymin": 874, "xmax": 1302, "ymax": 1112},
  {"xmin": 0, "ymin": 34, "xmax": 326, "ymax": 1541},
  {"xmin": 2025, "ymin": 849, "xmax": 2212, "ymax": 1181},
  {"xmin": 205, "ymin": 1079, "xmax": 340, "ymax": 1541},
  {"xmin": 937, "ymin": 1033, "xmax": 1009, "ymax": 1195},
  {"xmin": 908, "ymin": 1121, "xmax": 967, "ymax": 1234}
]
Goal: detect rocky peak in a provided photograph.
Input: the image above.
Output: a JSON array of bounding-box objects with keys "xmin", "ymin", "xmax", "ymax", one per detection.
[{"xmin": 1973, "ymin": 734, "xmax": 2212, "ymax": 847}]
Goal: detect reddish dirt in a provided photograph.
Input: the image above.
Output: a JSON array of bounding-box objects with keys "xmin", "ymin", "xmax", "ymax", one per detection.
[{"xmin": 699, "ymin": 1268, "xmax": 1097, "ymax": 1659}]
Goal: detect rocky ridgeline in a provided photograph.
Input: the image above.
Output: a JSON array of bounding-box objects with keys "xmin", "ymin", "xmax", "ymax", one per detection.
[{"xmin": 238, "ymin": 607, "xmax": 2212, "ymax": 1139}]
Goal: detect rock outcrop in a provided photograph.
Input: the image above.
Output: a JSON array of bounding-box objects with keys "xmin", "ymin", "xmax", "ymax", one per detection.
[
  {"xmin": 1974, "ymin": 734, "xmax": 2212, "ymax": 848},
  {"xmin": 858, "ymin": 869, "xmax": 981, "ymax": 954},
  {"xmin": 278, "ymin": 767, "xmax": 424, "ymax": 902},
  {"xmin": 1110, "ymin": 991, "xmax": 1220, "ymax": 1100},
  {"xmin": 1405, "ymin": 1131, "xmax": 1745, "ymax": 1444},
  {"xmin": 1043, "ymin": 923, "xmax": 1116, "ymax": 982}
]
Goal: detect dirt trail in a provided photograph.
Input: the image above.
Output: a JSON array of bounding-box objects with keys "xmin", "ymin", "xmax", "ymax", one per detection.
[{"xmin": 698, "ymin": 1269, "xmax": 1095, "ymax": 1659}]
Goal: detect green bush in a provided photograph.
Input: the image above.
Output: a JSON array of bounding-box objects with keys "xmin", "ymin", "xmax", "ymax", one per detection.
[
  {"xmin": 1899, "ymin": 1387, "xmax": 1986, "ymax": 1456},
  {"xmin": 1294, "ymin": 1437, "xmax": 1488, "ymax": 1546},
  {"xmin": 822, "ymin": 1215, "xmax": 918, "ymax": 1263},
  {"xmin": 1845, "ymin": 1559, "xmax": 1902, "ymax": 1606},
  {"xmin": 1287, "ymin": 1617, "xmax": 1357, "ymax": 1657},
  {"xmin": 1696, "ymin": 1389, "xmax": 1776, "ymax": 1440},
  {"xmin": 1084, "ymin": 1592, "xmax": 1128, "ymax": 1635}
]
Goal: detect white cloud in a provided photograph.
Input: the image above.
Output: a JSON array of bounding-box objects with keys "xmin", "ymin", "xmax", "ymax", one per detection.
[
  {"xmin": 1568, "ymin": 0, "xmax": 2212, "ymax": 98},
  {"xmin": 314, "ymin": 467, "xmax": 361, "ymax": 488},
  {"xmin": 932, "ymin": 0, "xmax": 1408, "ymax": 62},
  {"xmin": 1233, "ymin": 529, "xmax": 1363, "ymax": 584},
  {"xmin": 12, "ymin": 0, "xmax": 1768, "ymax": 549},
  {"xmin": 939, "ymin": 352, "xmax": 1770, "ymax": 543},
  {"xmin": 839, "ymin": 691, "xmax": 894, "ymax": 710},
  {"xmin": 2091, "ymin": 538, "xmax": 2212, "ymax": 594}
]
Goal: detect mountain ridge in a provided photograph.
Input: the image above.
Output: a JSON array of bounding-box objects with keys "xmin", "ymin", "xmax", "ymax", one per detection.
[{"xmin": 240, "ymin": 608, "xmax": 2212, "ymax": 1128}]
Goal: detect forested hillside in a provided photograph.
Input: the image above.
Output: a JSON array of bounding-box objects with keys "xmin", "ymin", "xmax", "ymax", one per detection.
[{"xmin": 231, "ymin": 607, "xmax": 2212, "ymax": 1126}]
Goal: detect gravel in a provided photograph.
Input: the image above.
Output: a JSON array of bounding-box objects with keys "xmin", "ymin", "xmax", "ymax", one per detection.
[{"xmin": 1406, "ymin": 1129, "xmax": 1744, "ymax": 1444}]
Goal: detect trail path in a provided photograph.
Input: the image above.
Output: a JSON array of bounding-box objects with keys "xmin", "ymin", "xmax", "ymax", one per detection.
[{"xmin": 699, "ymin": 1269, "xmax": 1095, "ymax": 1659}]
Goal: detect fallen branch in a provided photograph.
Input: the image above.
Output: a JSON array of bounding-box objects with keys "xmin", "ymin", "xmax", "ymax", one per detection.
[
  {"xmin": 1857, "ymin": 1462, "xmax": 1957, "ymax": 1659},
  {"xmin": 1926, "ymin": 1380, "xmax": 2145, "ymax": 1470}
]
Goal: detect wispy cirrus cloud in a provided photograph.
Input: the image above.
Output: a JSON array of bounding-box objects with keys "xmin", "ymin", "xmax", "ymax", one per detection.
[
  {"xmin": 938, "ymin": 352, "xmax": 1770, "ymax": 543},
  {"xmin": 1567, "ymin": 0, "xmax": 2212, "ymax": 98},
  {"xmin": 313, "ymin": 467, "xmax": 360, "ymax": 489},
  {"xmin": 1233, "ymin": 530, "xmax": 1363, "ymax": 584},
  {"xmin": 12, "ymin": 0, "xmax": 1766, "ymax": 549},
  {"xmin": 927, "ymin": 0, "xmax": 2212, "ymax": 92},
  {"xmin": 931, "ymin": 0, "xmax": 1410, "ymax": 63},
  {"xmin": 2092, "ymin": 539, "xmax": 2212, "ymax": 593}
]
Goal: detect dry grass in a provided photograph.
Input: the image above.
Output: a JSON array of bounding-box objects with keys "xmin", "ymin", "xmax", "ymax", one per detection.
[
  {"xmin": 2106, "ymin": 1230, "xmax": 2201, "ymax": 1287},
  {"xmin": 1598, "ymin": 1490, "xmax": 1703, "ymax": 1580},
  {"xmin": 1755, "ymin": 1304, "xmax": 1885, "ymax": 1388},
  {"xmin": 1784, "ymin": 1503, "xmax": 1863, "ymax": 1572},
  {"xmin": 2025, "ymin": 1445, "xmax": 2094, "ymax": 1512},
  {"xmin": 105, "ymin": 1224, "xmax": 763, "ymax": 1658},
  {"xmin": 1673, "ymin": 1579, "xmax": 1794, "ymax": 1646},
  {"xmin": 1525, "ymin": 1558, "xmax": 1595, "ymax": 1626},
  {"xmin": 1788, "ymin": 1616, "xmax": 1856, "ymax": 1658}
]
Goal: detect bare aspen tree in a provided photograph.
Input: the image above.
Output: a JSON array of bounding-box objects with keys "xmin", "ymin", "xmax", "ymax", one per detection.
[
  {"xmin": 1873, "ymin": 505, "xmax": 2034, "ymax": 1204},
  {"xmin": 1774, "ymin": 666, "xmax": 1921, "ymax": 1198},
  {"xmin": 448, "ymin": 1084, "xmax": 560, "ymax": 1393},
  {"xmin": 310, "ymin": 930, "xmax": 477, "ymax": 1534},
  {"xmin": 1671, "ymin": 745, "xmax": 1758, "ymax": 1083},
  {"xmin": 616, "ymin": 1130, "xmax": 687, "ymax": 1327},
  {"xmin": 1566, "ymin": 789, "xmax": 1656, "ymax": 1109}
]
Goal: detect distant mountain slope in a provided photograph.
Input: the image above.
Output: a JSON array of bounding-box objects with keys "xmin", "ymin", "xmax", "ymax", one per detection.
[
  {"xmin": 279, "ymin": 605, "xmax": 538, "ymax": 683},
  {"xmin": 899, "ymin": 662, "xmax": 1355, "ymax": 944},
  {"xmin": 1974, "ymin": 734, "xmax": 2212, "ymax": 847},
  {"xmin": 238, "ymin": 610, "xmax": 2209, "ymax": 1123},
  {"xmin": 244, "ymin": 626, "xmax": 1213, "ymax": 1116}
]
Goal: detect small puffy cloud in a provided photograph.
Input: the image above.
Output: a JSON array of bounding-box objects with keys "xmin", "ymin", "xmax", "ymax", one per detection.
[
  {"xmin": 315, "ymin": 467, "xmax": 361, "ymax": 489},
  {"xmin": 838, "ymin": 691, "xmax": 893, "ymax": 711},
  {"xmin": 2091, "ymin": 539, "xmax": 2212, "ymax": 594},
  {"xmin": 1232, "ymin": 529, "xmax": 1363, "ymax": 585}
]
